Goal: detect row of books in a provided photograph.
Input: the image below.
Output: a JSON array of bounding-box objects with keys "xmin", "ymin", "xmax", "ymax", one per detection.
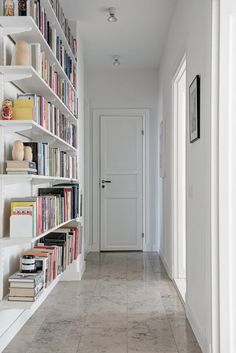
[
  {"xmin": 31, "ymin": 43, "xmax": 77, "ymax": 116},
  {"xmin": 13, "ymin": 94, "xmax": 77, "ymax": 148},
  {"xmin": 49, "ymin": 0, "xmax": 77, "ymax": 56},
  {"xmin": 2, "ymin": 0, "xmax": 77, "ymax": 64},
  {"xmin": 7, "ymin": 142, "xmax": 78, "ymax": 179},
  {"xmin": 30, "ymin": 32, "xmax": 76, "ymax": 88},
  {"xmin": 8, "ymin": 225, "xmax": 81, "ymax": 302},
  {"xmin": 10, "ymin": 184, "xmax": 80, "ymax": 238}
]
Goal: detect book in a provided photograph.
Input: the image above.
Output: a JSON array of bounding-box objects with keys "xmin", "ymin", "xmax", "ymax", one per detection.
[
  {"xmin": 10, "ymin": 282, "xmax": 36, "ymax": 289},
  {"xmin": 11, "ymin": 200, "xmax": 37, "ymax": 236},
  {"xmin": 6, "ymin": 168, "xmax": 37, "ymax": 172},
  {"xmin": 17, "ymin": 93, "xmax": 39, "ymax": 123},
  {"xmin": 23, "ymin": 142, "xmax": 43, "ymax": 175},
  {"xmin": 9, "ymin": 271, "xmax": 44, "ymax": 285},
  {"xmin": 6, "ymin": 161, "xmax": 36, "ymax": 169},
  {"xmin": 9, "ymin": 282, "xmax": 43, "ymax": 297},
  {"xmin": 13, "ymin": 99, "xmax": 34, "ymax": 120},
  {"xmin": 8, "ymin": 289, "xmax": 43, "ymax": 302},
  {"xmin": 31, "ymin": 43, "xmax": 41, "ymax": 73},
  {"xmin": 7, "ymin": 171, "xmax": 38, "ymax": 175}
]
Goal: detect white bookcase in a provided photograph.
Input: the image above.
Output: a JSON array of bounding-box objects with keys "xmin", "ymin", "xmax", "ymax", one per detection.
[{"xmin": 0, "ymin": 3, "xmax": 85, "ymax": 352}]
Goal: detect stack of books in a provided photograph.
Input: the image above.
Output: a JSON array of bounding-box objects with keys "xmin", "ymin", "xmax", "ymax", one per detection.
[
  {"xmin": 8, "ymin": 271, "xmax": 44, "ymax": 302},
  {"xmin": 6, "ymin": 161, "xmax": 37, "ymax": 175},
  {"xmin": 9, "ymin": 185, "xmax": 80, "ymax": 238}
]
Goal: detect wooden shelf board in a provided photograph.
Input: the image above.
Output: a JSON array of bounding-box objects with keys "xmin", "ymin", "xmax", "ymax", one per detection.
[
  {"xmin": 0, "ymin": 16, "xmax": 76, "ymax": 93},
  {"xmin": 0, "ymin": 66, "xmax": 77, "ymax": 125}
]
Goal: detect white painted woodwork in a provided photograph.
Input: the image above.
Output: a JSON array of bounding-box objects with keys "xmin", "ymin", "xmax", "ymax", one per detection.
[{"xmin": 100, "ymin": 115, "xmax": 143, "ymax": 251}]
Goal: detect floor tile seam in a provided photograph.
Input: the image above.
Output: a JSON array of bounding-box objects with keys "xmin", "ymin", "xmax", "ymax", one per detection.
[{"xmin": 166, "ymin": 315, "xmax": 182, "ymax": 353}]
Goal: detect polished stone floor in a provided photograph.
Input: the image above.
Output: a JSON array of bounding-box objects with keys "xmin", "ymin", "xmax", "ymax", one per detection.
[{"xmin": 4, "ymin": 252, "xmax": 202, "ymax": 353}]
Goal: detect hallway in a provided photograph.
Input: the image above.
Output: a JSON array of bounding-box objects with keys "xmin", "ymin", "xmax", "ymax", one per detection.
[{"xmin": 3, "ymin": 252, "xmax": 202, "ymax": 353}]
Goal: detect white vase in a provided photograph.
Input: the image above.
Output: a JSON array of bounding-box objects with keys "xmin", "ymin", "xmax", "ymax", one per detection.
[{"xmin": 12, "ymin": 141, "xmax": 24, "ymax": 161}]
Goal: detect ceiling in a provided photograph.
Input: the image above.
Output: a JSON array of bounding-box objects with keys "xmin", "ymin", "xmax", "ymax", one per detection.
[{"xmin": 61, "ymin": 0, "xmax": 177, "ymax": 70}]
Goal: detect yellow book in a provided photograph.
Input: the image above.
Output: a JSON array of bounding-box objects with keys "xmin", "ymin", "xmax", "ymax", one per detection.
[
  {"xmin": 14, "ymin": 100, "xmax": 34, "ymax": 108},
  {"xmin": 10, "ymin": 201, "xmax": 36, "ymax": 215},
  {"xmin": 13, "ymin": 100, "xmax": 34, "ymax": 120}
]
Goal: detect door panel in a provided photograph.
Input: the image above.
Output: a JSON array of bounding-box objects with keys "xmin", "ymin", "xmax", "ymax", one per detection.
[{"xmin": 100, "ymin": 116, "xmax": 143, "ymax": 251}]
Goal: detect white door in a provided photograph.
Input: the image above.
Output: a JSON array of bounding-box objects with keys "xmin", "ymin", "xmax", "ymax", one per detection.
[{"xmin": 100, "ymin": 115, "xmax": 143, "ymax": 251}]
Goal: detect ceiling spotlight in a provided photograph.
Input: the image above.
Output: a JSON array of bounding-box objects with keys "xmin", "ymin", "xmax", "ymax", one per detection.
[
  {"xmin": 113, "ymin": 55, "xmax": 120, "ymax": 66},
  {"xmin": 107, "ymin": 7, "xmax": 118, "ymax": 22}
]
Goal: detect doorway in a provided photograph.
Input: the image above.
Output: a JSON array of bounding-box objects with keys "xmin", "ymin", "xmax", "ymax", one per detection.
[
  {"xmin": 172, "ymin": 57, "xmax": 187, "ymax": 301},
  {"xmin": 92, "ymin": 109, "xmax": 149, "ymax": 252}
]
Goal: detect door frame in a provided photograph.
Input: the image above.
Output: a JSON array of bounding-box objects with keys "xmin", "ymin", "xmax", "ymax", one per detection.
[
  {"xmin": 92, "ymin": 109, "xmax": 150, "ymax": 252},
  {"xmin": 171, "ymin": 55, "xmax": 187, "ymax": 287}
]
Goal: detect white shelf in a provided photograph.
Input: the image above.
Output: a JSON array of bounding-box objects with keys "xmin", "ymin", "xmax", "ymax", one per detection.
[
  {"xmin": 40, "ymin": 0, "xmax": 77, "ymax": 64},
  {"xmin": 0, "ymin": 17, "xmax": 76, "ymax": 93},
  {"xmin": 0, "ymin": 257, "xmax": 82, "ymax": 310},
  {"xmin": 0, "ymin": 273, "xmax": 61, "ymax": 310},
  {"xmin": 0, "ymin": 120, "xmax": 77, "ymax": 154},
  {"xmin": 0, "ymin": 175, "xmax": 79, "ymax": 185},
  {"xmin": 0, "ymin": 66, "xmax": 77, "ymax": 125},
  {"xmin": 0, "ymin": 218, "xmax": 79, "ymax": 248}
]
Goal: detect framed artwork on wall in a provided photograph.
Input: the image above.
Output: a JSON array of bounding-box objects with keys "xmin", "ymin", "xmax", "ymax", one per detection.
[{"xmin": 189, "ymin": 75, "xmax": 200, "ymax": 143}]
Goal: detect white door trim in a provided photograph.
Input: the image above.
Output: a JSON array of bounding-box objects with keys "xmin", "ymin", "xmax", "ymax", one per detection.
[
  {"xmin": 171, "ymin": 54, "xmax": 186, "ymax": 279},
  {"xmin": 172, "ymin": 55, "xmax": 187, "ymax": 282},
  {"xmin": 92, "ymin": 109, "xmax": 150, "ymax": 252}
]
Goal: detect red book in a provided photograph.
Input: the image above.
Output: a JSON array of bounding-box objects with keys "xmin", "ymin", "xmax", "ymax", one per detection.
[{"xmin": 38, "ymin": 196, "xmax": 42, "ymax": 235}]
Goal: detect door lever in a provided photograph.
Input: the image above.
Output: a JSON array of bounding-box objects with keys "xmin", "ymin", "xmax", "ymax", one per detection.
[{"xmin": 101, "ymin": 180, "xmax": 112, "ymax": 184}]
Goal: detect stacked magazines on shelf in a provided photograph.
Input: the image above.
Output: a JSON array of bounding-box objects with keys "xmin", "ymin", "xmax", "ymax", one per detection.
[
  {"xmin": 8, "ymin": 271, "xmax": 44, "ymax": 302},
  {"xmin": 14, "ymin": 94, "xmax": 77, "ymax": 148},
  {"xmin": 6, "ymin": 160, "xmax": 37, "ymax": 175},
  {"xmin": 9, "ymin": 184, "xmax": 80, "ymax": 238},
  {"xmin": 23, "ymin": 142, "xmax": 78, "ymax": 179}
]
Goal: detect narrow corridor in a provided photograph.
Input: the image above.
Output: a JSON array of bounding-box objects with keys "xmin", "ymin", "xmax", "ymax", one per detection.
[{"xmin": 3, "ymin": 252, "xmax": 202, "ymax": 353}]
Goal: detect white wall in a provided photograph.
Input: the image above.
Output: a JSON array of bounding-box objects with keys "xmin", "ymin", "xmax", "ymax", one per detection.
[
  {"xmin": 87, "ymin": 68, "xmax": 159, "ymax": 251},
  {"xmin": 157, "ymin": 1, "xmax": 212, "ymax": 353}
]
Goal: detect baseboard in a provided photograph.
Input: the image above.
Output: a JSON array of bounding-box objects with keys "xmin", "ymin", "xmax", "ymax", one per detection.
[
  {"xmin": 185, "ymin": 303, "xmax": 210, "ymax": 353},
  {"xmin": 159, "ymin": 250, "xmax": 172, "ymax": 278}
]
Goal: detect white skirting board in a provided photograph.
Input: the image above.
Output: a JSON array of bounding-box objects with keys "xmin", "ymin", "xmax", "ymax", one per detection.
[
  {"xmin": 185, "ymin": 303, "xmax": 211, "ymax": 353},
  {"xmin": 0, "ymin": 259, "xmax": 86, "ymax": 353}
]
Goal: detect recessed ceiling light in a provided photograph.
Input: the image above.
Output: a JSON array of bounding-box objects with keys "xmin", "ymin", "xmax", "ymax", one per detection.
[
  {"xmin": 108, "ymin": 7, "xmax": 118, "ymax": 22},
  {"xmin": 113, "ymin": 55, "xmax": 120, "ymax": 66}
]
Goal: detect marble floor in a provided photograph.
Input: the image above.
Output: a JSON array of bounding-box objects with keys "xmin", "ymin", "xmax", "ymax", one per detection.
[{"xmin": 3, "ymin": 252, "xmax": 202, "ymax": 353}]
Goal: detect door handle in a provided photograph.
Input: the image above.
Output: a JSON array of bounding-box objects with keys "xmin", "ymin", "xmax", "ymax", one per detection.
[{"xmin": 101, "ymin": 180, "xmax": 112, "ymax": 184}]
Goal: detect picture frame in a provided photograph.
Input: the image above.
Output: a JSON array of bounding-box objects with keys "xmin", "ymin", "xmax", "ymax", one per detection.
[{"xmin": 189, "ymin": 75, "xmax": 200, "ymax": 143}]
